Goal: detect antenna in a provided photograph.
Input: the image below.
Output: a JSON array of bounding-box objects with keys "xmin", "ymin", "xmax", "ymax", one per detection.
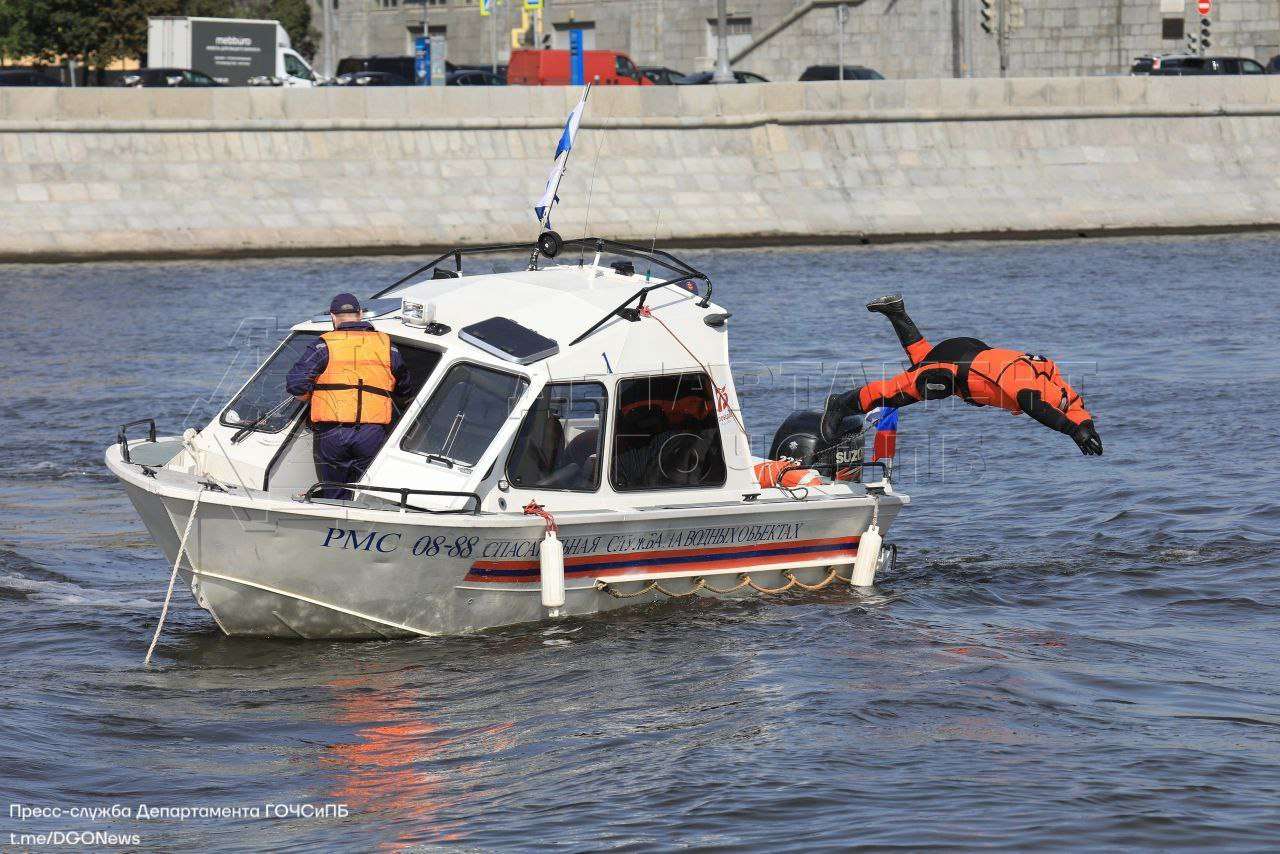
[
  {"xmin": 645, "ymin": 209, "xmax": 664, "ymax": 281},
  {"xmin": 578, "ymin": 88, "xmax": 617, "ymax": 266}
]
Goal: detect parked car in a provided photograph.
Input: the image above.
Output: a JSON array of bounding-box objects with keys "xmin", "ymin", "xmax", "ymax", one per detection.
[
  {"xmin": 0, "ymin": 68, "xmax": 64, "ymax": 86},
  {"xmin": 447, "ymin": 69, "xmax": 504, "ymax": 86},
  {"xmin": 508, "ymin": 49, "xmax": 651, "ymax": 85},
  {"xmin": 799, "ymin": 64, "xmax": 884, "ymax": 81},
  {"xmin": 1131, "ymin": 54, "xmax": 1266, "ymax": 75},
  {"xmin": 335, "ymin": 56, "xmax": 505, "ymax": 85},
  {"xmin": 452, "ymin": 63, "xmax": 507, "ymax": 82},
  {"xmin": 331, "ymin": 70, "xmax": 408, "ymax": 86},
  {"xmin": 118, "ymin": 68, "xmax": 222, "ymax": 87},
  {"xmin": 337, "ymin": 55, "xmax": 416, "ymax": 82},
  {"xmin": 674, "ymin": 70, "xmax": 770, "ymax": 85},
  {"xmin": 640, "ymin": 66, "xmax": 687, "ymax": 85}
]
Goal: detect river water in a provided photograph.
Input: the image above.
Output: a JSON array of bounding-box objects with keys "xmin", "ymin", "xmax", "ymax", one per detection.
[{"xmin": 1, "ymin": 235, "xmax": 1278, "ymax": 851}]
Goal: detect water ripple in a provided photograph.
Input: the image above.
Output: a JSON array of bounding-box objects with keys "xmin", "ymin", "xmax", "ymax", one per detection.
[{"xmin": 1, "ymin": 237, "xmax": 1279, "ymax": 849}]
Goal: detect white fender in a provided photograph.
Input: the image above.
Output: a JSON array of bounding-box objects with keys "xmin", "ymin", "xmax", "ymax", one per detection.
[
  {"xmin": 540, "ymin": 531, "xmax": 566, "ymax": 610},
  {"xmin": 851, "ymin": 524, "xmax": 881, "ymax": 587}
]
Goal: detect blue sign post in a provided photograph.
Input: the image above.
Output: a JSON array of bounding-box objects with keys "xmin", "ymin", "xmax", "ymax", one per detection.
[
  {"xmin": 569, "ymin": 28, "xmax": 584, "ymax": 86},
  {"xmin": 414, "ymin": 36, "xmax": 430, "ymax": 85}
]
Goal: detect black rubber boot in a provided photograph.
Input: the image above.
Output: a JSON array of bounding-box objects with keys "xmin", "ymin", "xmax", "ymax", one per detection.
[
  {"xmin": 866, "ymin": 294, "xmax": 906, "ymax": 315},
  {"xmin": 866, "ymin": 293, "xmax": 923, "ymax": 350},
  {"xmin": 819, "ymin": 390, "xmax": 863, "ymax": 444}
]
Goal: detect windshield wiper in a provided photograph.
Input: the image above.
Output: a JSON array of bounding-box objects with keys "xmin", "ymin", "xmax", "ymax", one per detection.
[
  {"xmin": 425, "ymin": 453, "xmax": 456, "ymax": 468},
  {"xmin": 231, "ymin": 398, "xmax": 297, "ymax": 444}
]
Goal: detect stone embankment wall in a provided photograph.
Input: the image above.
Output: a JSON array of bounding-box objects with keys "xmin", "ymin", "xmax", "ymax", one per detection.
[{"xmin": 3, "ymin": 77, "xmax": 1280, "ymax": 261}]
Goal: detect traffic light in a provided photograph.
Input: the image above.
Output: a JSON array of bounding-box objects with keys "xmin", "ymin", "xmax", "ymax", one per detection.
[
  {"xmin": 1185, "ymin": 32, "xmax": 1198, "ymax": 53},
  {"xmin": 1200, "ymin": 17, "xmax": 1211, "ymax": 49},
  {"xmin": 980, "ymin": 0, "xmax": 995, "ymax": 35}
]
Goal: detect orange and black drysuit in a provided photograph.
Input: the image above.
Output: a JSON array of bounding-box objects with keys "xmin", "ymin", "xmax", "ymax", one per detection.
[{"xmin": 825, "ymin": 304, "xmax": 1102, "ymax": 455}]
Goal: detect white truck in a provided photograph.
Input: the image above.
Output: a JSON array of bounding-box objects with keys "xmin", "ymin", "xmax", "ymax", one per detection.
[{"xmin": 147, "ymin": 17, "xmax": 318, "ymax": 87}]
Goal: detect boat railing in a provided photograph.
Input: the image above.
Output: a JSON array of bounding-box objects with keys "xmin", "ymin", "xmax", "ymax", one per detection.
[
  {"xmin": 301, "ymin": 482, "xmax": 483, "ymax": 515},
  {"xmin": 117, "ymin": 418, "xmax": 158, "ymax": 464},
  {"xmin": 371, "ymin": 236, "xmax": 711, "ymax": 303},
  {"xmin": 569, "ymin": 273, "xmax": 712, "ymax": 346},
  {"xmin": 860, "ymin": 460, "xmax": 894, "ymax": 493}
]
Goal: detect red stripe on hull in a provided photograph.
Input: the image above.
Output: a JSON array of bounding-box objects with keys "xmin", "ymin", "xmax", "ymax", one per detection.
[{"xmin": 464, "ymin": 535, "xmax": 862, "ymax": 584}]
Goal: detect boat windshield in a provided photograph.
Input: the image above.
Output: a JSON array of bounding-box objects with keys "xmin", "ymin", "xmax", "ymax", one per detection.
[
  {"xmin": 221, "ymin": 332, "xmax": 320, "ymax": 433},
  {"xmin": 400, "ymin": 363, "xmax": 528, "ymax": 467}
]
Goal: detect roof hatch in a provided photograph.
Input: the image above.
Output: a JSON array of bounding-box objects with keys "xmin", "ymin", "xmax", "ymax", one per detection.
[{"xmin": 459, "ymin": 316, "xmax": 560, "ymax": 365}]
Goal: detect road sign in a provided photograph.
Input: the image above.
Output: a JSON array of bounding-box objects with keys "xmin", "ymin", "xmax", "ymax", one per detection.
[
  {"xmin": 1197, "ymin": 0, "xmax": 1211, "ymax": 15},
  {"xmin": 414, "ymin": 36, "xmax": 429, "ymax": 85},
  {"xmin": 569, "ymin": 28, "xmax": 584, "ymax": 85},
  {"xmin": 430, "ymin": 34, "xmax": 447, "ymax": 86}
]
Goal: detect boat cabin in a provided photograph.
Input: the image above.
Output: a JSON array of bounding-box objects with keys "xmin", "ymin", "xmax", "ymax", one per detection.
[{"xmin": 182, "ymin": 239, "xmax": 780, "ymax": 514}]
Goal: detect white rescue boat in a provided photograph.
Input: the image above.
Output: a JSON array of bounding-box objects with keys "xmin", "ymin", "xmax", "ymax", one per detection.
[{"xmin": 107, "ymin": 236, "xmax": 908, "ymax": 638}]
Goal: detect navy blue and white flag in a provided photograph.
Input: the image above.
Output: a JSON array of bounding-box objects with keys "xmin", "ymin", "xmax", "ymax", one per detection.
[{"xmin": 534, "ymin": 86, "xmax": 590, "ymax": 225}]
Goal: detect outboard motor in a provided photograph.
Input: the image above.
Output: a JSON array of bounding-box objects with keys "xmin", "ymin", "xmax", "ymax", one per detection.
[{"xmin": 768, "ymin": 411, "xmax": 866, "ymax": 482}]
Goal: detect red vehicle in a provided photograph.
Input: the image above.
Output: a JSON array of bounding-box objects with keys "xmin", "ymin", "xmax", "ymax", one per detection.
[{"xmin": 507, "ymin": 49, "xmax": 653, "ymax": 85}]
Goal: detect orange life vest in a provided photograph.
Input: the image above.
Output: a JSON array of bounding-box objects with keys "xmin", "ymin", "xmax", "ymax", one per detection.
[{"xmin": 310, "ymin": 330, "xmax": 395, "ymax": 424}]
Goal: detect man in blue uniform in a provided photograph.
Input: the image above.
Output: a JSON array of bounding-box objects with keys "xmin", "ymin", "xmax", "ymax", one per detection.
[{"xmin": 287, "ymin": 294, "xmax": 410, "ymax": 498}]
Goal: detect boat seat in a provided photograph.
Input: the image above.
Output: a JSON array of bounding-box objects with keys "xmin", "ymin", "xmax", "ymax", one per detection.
[
  {"xmin": 563, "ymin": 429, "xmax": 598, "ymax": 468},
  {"xmin": 509, "ymin": 411, "xmax": 565, "ymax": 487}
]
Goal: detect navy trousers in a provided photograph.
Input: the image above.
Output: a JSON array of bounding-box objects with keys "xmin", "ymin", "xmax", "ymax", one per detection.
[{"xmin": 312, "ymin": 424, "xmax": 389, "ymax": 499}]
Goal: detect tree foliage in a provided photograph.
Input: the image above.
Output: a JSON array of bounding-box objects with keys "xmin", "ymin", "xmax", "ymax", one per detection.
[
  {"xmin": 227, "ymin": 0, "xmax": 318, "ymax": 60},
  {"xmin": 0, "ymin": 0, "xmax": 317, "ymax": 69}
]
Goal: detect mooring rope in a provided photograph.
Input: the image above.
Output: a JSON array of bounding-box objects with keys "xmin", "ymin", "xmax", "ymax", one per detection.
[
  {"xmin": 783, "ymin": 567, "xmax": 842, "ymax": 591},
  {"xmin": 522, "ymin": 499, "xmax": 558, "ymax": 534},
  {"xmin": 701, "ymin": 575, "xmax": 752, "ymax": 594},
  {"xmin": 595, "ymin": 579, "xmax": 658, "ymax": 598},
  {"xmin": 144, "ymin": 487, "xmax": 205, "ymax": 667},
  {"xmin": 654, "ymin": 578, "xmax": 706, "ymax": 598},
  {"xmin": 743, "ymin": 573, "xmax": 797, "ymax": 594},
  {"xmin": 596, "ymin": 566, "xmax": 859, "ymax": 599}
]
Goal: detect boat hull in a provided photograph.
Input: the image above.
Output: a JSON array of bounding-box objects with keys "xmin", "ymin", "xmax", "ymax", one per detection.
[{"xmin": 111, "ymin": 450, "xmax": 905, "ymax": 639}]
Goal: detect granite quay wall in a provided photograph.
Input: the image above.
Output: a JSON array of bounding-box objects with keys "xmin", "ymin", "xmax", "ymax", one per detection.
[{"xmin": 3, "ymin": 78, "xmax": 1280, "ymax": 261}]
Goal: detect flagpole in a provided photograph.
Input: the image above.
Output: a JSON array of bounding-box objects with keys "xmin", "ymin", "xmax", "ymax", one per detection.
[
  {"xmin": 539, "ymin": 82, "xmax": 591, "ymax": 234},
  {"xmin": 528, "ymin": 83, "xmax": 591, "ymax": 270}
]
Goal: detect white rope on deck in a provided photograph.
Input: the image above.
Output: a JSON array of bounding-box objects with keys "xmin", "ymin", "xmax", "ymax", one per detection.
[{"xmin": 143, "ymin": 487, "xmax": 205, "ymax": 667}]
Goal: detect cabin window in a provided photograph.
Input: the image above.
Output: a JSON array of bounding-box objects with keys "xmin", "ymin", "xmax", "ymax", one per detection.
[
  {"xmin": 392, "ymin": 345, "xmax": 442, "ymax": 421},
  {"xmin": 610, "ymin": 372, "xmax": 727, "ymax": 491},
  {"xmin": 221, "ymin": 332, "xmax": 320, "ymax": 434},
  {"xmin": 506, "ymin": 382, "xmax": 607, "ymax": 491},
  {"xmin": 221, "ymin": 333, "xmax": 440, "ymax": 437},
  {"xmin": 401, "ymin": 363, "xmax": 528, "ymax": 467}
]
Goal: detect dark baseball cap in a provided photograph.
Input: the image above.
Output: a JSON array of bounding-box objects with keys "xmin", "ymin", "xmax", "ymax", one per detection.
[{"xmin": 329, "ymin": 293, "xmax": 361, "ymax": 314}]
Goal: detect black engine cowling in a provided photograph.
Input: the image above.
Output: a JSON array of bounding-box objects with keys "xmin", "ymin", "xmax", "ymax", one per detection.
[{"xmin": 768, "ymin": 410, "xmax": 866, "ymax": 482}]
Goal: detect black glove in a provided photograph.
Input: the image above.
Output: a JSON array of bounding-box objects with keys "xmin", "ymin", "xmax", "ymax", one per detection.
[{"xmin": 1072, "ymin": 420, "xmax": 1103, "ymax": 456}]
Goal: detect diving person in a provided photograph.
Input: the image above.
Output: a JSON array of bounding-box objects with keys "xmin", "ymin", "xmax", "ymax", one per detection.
[
  {"xmin": 821, "ymin": 295, "xmax": 1103, "ymax": 456},
  {"xmin": 286, "ymin": 293, "xmax": 411, "ymax": 498}
]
